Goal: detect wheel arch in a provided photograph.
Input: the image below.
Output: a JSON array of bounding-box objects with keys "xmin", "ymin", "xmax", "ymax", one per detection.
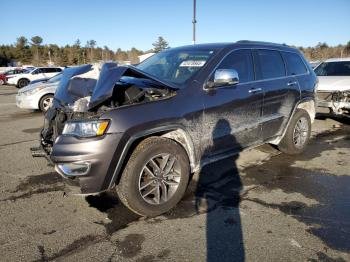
[
  {"xmin": 17, "ymin": 77, "xmax": 30, "ymax": 85},
  {"xmin": 296, "ymin": 99, "xmax": 315, "ymax": 123},
  {"xmin": 107, "ymin": 126, "xmax": 196, "ymax": 189},
  {"xmin": 269, "ymin": 97, "xmax": 315, "ymax": 145}
]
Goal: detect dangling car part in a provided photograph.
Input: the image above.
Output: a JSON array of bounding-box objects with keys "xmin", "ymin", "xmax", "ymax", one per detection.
[
  {"xmin": 317, "ymin": 90, "xmax": 350, "ymax": 116},
  {"xmin": 314, "ymin": 58, "xmax": 350, "ymax": 117}
]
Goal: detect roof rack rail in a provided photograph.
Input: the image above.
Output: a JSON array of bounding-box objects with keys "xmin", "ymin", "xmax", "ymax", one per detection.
[{"xmin": 236, "ymin": 40, "xmax": 289, "ymax": 47}]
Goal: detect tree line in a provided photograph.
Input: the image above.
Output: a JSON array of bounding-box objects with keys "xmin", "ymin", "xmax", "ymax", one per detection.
[
  {"xmin": 0, "ymin": 36, "xmax": 169, "ymax": 67},
  {"xmin": 298, "ymin": 42, "xmax": 350, "ymax": 61},
  {"xmin": 0, "ymin": 36, "xmax": 349, "ymax": 67}
]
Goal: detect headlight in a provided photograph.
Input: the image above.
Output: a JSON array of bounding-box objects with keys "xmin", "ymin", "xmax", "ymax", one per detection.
[
  {"xmin": 22, "ymin": 86, "xmax": 45, "ymax": 96},
  {"xmin": 62, "ymin": 120, "xmax": 110, "ymax": 137}
]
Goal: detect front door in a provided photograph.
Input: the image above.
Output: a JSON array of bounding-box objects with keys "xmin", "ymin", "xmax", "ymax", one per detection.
[{"xmin": 202, "ymin": 49, "xmax": 263, "ymax": 157}]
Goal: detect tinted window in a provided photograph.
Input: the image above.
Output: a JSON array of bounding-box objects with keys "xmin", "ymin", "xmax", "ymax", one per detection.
[
  {"xmin": 256, "ymin": 50, "xmax": 285, "ymax": 79},
  {"xmin": 283, "ymin": 52, "xmax": 307, "ymax": 75},
  {"xmin": 314, "ymin": 62, "xmax": 350, "ymax": 76},
  {"xmin": 31, "ymin": 69, "xmax": 41, "ymax": 74},
  {"xmin": 43, "ymin": 68, "xmax": 58, "ymax": 73},
  {"xmin": 5, "ymin": 70, "xmax": 14, "ymax": 75},
  {"xmin": 217, "ymin": 49, "xmax": 254, "ymax": 83}
]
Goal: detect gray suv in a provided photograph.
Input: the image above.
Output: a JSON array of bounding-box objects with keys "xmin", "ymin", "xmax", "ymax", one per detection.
[{"xmin": 33, "ymin": 41, "xmax": 317, "ymax": 216}]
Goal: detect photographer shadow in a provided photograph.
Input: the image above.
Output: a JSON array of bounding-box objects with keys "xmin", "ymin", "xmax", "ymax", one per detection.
[{"xmin": 195, "ymin": 119, "xmax": 245, "ymax": 261}]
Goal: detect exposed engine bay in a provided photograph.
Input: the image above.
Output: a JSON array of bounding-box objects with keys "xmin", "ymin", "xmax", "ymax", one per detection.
[
  {"xmin": 32, "ymin": 63, "xmax": 176, "ymax": 158},
  {"xmin": 317, "ymin": 90, "xmax": 350, "ymax": 116}
]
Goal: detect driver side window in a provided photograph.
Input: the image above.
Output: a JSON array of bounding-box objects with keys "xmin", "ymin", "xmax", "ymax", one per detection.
[
  {"xmin": 217, "ymin": 49, "xmax": 254, "ymax": 83},
  {"xmin": 32, "ymin": 69, "xmax": 41, "ymax": 75}
]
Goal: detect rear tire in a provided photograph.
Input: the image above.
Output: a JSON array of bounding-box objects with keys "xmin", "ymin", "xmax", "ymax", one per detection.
[
  {"xmin": 116, "ymin": 137, "xmax": 190, "ymax": 217},
  {"xmin": 278, "ymin": 109, "xmax": 311, "ymax": 155},
  {"xmin": 17, "ymin": 78, "xmax": 29, "ymax": 88},
  {"xmin": 39, "ymin": 94, "xmax": 54, "ymax": 112},
  {"xmin": 0, "ymin": 79, "xmax": 4, "ymax": 85}
]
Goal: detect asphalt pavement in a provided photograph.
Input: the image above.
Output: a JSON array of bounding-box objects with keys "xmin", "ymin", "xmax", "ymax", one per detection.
[{"xmin": 0, "ymin": 84, "xmax": 349, "ymax": 261}]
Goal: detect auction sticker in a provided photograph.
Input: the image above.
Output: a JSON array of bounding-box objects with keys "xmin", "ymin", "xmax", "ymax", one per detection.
[{"xmin": 180, "ymin": 60, "xmax": 206, "ymax": 67}]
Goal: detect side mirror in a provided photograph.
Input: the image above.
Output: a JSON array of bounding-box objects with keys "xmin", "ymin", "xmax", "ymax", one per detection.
[{"xmin": 206, "ymin": 69, "xmax": 239, "ymax": 89}]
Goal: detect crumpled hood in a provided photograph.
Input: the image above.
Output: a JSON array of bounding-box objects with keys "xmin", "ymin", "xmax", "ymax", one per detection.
[
  {"xmin": 53, "ymin": 62, "xmax": 177, "ymax": 110},
  {"xmin": 317, "ymin": 76, "xmax": 350, "ymax": 92}
]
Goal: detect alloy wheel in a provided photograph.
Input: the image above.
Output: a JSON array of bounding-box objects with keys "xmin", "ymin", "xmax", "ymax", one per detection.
[
  {"xmin": 139, "ymin": 153, "xmax": 181, "ymax": 205},
  {"xmin": 293, "ymin": 116, "xmax": 309, "ymax": 148},
  {"xmin": 42, "ymin": 97, "xmax": 53, "ymax": 112}
]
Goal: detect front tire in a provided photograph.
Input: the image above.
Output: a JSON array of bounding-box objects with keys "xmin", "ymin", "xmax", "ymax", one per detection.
[
  {"xmin": 278, "ymin": 109, "xmax": 311, "ymax": 155},
  {"xmin": 0, "ymin": 79, "xmax": 4, "ymax": 85},
  {"xmin": 39, "ymin": 94, "xmax": 54, "ymax": 112},
  {"xmin": 116, "ymin": 137, "xmax": 190, "ymax": 217},
  {"xmin": 17, "ymin": 78, "xmax": 29, "ymax": 88}
]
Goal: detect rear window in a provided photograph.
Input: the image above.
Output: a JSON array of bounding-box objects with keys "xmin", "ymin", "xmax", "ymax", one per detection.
[
  {"xmin": 256, "ymin": 50, "xmax": 285, "ymax": 79},
  {"xmin": 44, "ymin": 68, "xmax": 59, "ymax": 73},
  {"xmin": 282, "ymin": 52, "xmax": 308, "ymax": 75},
  {"xmin": 315, "ymin": 61, "xmax": 350, "ymax": 76}
]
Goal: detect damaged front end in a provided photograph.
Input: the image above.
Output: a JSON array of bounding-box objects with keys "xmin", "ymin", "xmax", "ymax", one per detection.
[
  {"xmin": 31, "ymin": 62, "xmax": 176, "ymax": 189},
  {"xmin": 317, "ymin": 90, "xmax": 350, "ymax": 116}
]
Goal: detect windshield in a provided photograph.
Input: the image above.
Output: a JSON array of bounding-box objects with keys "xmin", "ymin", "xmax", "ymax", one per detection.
[
  {"xmin": 315, "ymin": 61, "xmax": 350, "ymax": 76},
  {"xmin": 47, "ymin": 73, "xmax": 62, "ymax": 83},
  {"xmin": 136, "ymin": 49, "xmax": 215, "ymax": 85}
]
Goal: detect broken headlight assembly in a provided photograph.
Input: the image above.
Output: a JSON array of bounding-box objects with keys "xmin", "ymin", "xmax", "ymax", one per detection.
[{"xmin": 62, "ymin": 120, "xmax": 109, "ymax": 138}]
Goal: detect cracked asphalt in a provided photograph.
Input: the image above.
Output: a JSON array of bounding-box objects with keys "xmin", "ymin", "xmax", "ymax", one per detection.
[{"xmin": 0, "ymin": 84, "xmax": 349, "ymax": 261}]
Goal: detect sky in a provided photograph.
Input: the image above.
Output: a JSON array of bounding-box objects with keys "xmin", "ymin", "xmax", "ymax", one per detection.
[{"xmin": 1, "ymin": 0, "xmax": 349, "ymax": 51}]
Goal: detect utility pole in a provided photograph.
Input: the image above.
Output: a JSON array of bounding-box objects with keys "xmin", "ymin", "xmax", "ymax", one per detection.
[
  {"xmin": 192, "ymin": 0, "xmax": 196, "ymax": 44},
  {"xmin": 48, "ymin": 50, "xmax": 52, "ymax": 65}
]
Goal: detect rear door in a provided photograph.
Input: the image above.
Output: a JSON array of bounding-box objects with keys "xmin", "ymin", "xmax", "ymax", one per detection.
[
  {"xmin": 254, "ymin": 49, "xmax": 299, "ymax": 140},
  {"xmin": 282, "ymin": 51, "xmax": 308, "ymax": 101},
  {"xmin": 202, "ymin": 49, "xmax": 263, "ymax": 156}
]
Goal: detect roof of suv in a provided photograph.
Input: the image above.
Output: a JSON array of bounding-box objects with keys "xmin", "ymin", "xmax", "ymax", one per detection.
[
  {"xmin": 36, "ymin": 67, "xmax": 63, "ymax": 69},
  {"xmin": 323, "ymin": 57, "xmax": 350, "ymax": 62},
  {"xmin": 169, "ymin": 40, "xmax": 296, "ymax": 52}
]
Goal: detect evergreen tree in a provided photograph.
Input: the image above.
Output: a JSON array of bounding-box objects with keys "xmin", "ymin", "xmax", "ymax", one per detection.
[
  {"xmin": 31, "ymin": 36, "xmax": 43, "ymax": 65},
  {"xmin": 152, "ymin": 36, "xmax": 169, "ymax": 53}
]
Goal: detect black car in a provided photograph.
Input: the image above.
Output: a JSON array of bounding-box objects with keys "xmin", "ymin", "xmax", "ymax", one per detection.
[{"xmin": 34, "ymin": 41, "xmax": 317, "ymax": 216}]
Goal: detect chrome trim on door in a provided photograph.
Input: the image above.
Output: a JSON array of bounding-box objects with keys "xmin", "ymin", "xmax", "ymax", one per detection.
[{"xmin": 248, "ymin": 87, "xmax": 262, "ymax": 93}]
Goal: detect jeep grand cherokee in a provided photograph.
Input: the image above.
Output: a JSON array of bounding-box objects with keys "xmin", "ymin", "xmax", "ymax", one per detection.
[{"xmin": 32, "ymin": 41, "xmax": 317, "ymax": 216}]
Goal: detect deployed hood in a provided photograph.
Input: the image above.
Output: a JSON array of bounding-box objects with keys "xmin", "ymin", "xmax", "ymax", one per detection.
[
  {"xmin": 53, "ymin": 62, "xmax": 177, "ymax": 110},
  {"xmin": 317, "ymin": 76, "xmax": 350, "ymax": 92}
]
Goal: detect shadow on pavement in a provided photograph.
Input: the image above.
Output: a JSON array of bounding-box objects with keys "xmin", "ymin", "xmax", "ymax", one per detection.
[{"xmin": 195, "ymin": 119, "xmax": 245, "ymax": 261}]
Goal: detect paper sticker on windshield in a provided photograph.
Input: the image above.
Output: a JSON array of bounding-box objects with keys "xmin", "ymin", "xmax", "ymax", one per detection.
[{"xmin": 180, "ymin": 60, "xmax": 206, "ymax": 67}]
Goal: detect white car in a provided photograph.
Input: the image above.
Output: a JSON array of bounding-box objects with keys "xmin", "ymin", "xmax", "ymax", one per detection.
[
  {"xmin": 16, "ymin": 73, "xmax": 62, "ymax": 112},
  {"xmin": 8, "ymin": 67, "xmax": 63, "ymax": 88},
  {"xmin": 315, "ymin": 58, "xmax": 350, "ymax": 116}
]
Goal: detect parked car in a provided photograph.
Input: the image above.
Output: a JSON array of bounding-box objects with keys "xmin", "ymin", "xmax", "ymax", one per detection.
[
  {"xmin": 0, "ymin": 68, "xmax": 29, "ymax": 85},
  {"xmin": 16, "ymin": 73, "xmax": 62, "ymax": 112},
  {"xmin": 314, "ymin": 58, "xmax": 350, "ymax": 116},
  {"xmin": 309, "ymin": 61, "xmax": 321, "ymax": 69},
  {"xmin": 32, "ymin": 41, "xmax": 317, "ymax": 216},
  {"xmin": 7, "ymin": 67, "xmax": 63, "ymax": 88}
]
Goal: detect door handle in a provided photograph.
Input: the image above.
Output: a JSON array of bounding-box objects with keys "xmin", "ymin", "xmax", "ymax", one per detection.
[
  {"xmin": 248, "ymin": 87, "xmax": 262, "ymax": 93},
  {"xmin": 287, "ymin": 81, "xmax": 297, "ymax": 86}
]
